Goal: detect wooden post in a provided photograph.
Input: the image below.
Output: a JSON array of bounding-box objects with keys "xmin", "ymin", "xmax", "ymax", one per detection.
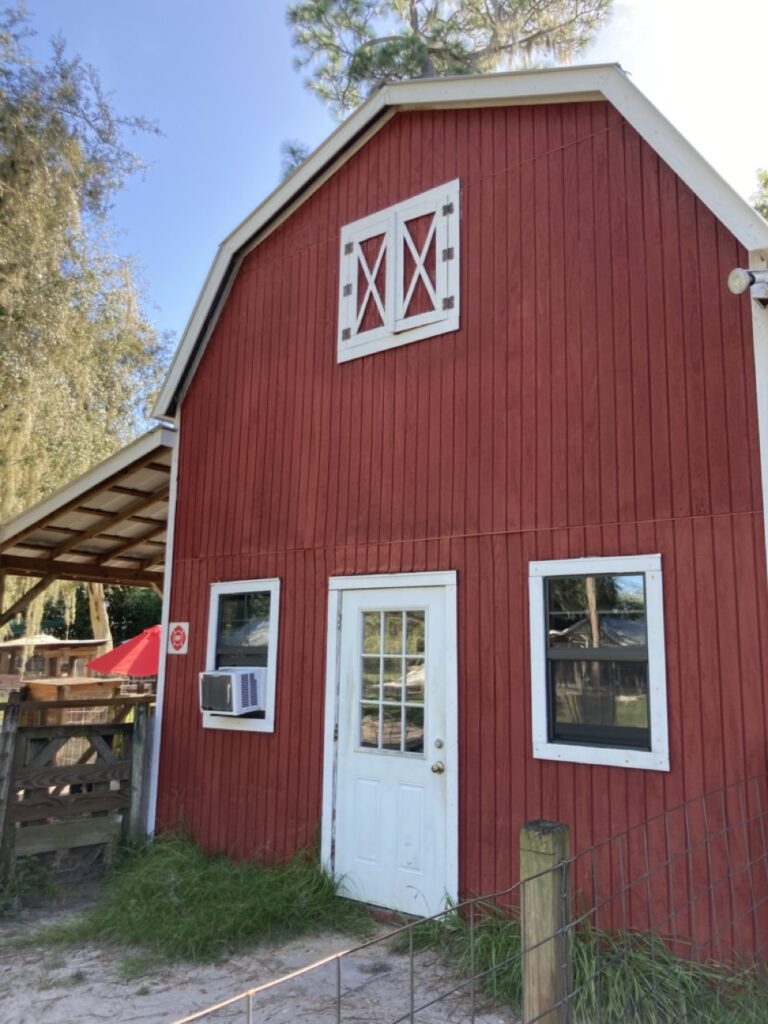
[
  {"xmin": 86, "ymin": 582, "xmax": 114, "ymax": 651},
  {"xmin": 128, "ymin": 701, "xmax": 149, "ymax": 839},
  {"xmin": 0, "ymin": 691, "xmax": 22, "ymax": 882},
  {"xmin": 520, "ymin": 820, "xmax": 572, "ymax": 1024}
]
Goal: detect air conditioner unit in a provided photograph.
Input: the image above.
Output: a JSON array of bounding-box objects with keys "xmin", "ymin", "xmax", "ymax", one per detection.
[{"xmin": 199, "ymin": 667, "xmax": 267, "ymax": 715}]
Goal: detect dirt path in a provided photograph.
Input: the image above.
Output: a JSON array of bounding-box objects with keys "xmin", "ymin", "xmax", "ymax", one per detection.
[{"xmin": 0, "ymin": 899, "xmax": 515, "ymax": 1024}]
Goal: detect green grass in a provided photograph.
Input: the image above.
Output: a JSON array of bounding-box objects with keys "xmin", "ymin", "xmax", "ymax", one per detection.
[
  {"xmin": 393, "ymin": 902, "xmax": 768, "ymax": 1023},
  {"xmin": 0, "ymin": 857, "xmax": 59, "ymax": 918},
  {"xmin": 20, "ymin": 833, "xmax": 373, "ymax": 964}
]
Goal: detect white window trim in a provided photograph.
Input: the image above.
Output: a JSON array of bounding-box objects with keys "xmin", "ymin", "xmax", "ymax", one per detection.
[
  {"xmin": 337, "ymin": 179, "xmax": 460, "ymax": 363},
  {"xmin": 528, "ymin": 554, "xmax": 670, "ymax": 772},
  {"xmin": 202, "ymin": 577, "xmax": 280, "ymax": 733}
]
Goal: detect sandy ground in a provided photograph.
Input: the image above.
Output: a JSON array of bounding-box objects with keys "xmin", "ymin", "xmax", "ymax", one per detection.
[{"xmin": 0, "ymin": 895, "xmax": 515, "ymax": 1024}]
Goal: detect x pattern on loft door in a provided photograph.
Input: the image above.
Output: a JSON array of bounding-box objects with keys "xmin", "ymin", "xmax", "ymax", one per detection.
[
  {"xmin": 397, "ymin": 210, "xmax": 439, "ymax": 323},
  {"xmin": 338, "ymin": 179, "xmax": 460, "ymax": 361}
]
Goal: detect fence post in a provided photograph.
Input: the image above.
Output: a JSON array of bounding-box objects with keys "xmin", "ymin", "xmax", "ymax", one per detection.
[
  {"xmin": 0, "ymin": 691, "xmax": 22, "ymax": 883},
  {"xmin": 128, "ymin": 701, "xmax": 149, "ymax": 839},
  {"xmin": 520, "ymin": 819, "xmax": 572, "ymax": 1024}
]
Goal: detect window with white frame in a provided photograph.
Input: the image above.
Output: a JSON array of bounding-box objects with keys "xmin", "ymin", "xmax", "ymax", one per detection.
[
  {"xmin": 202, "ymin": 578, "xmax": 280, "ymax": 733},
  {"xmin": 528, "ymin": 555, "xmax": 669, "ymax": 771},
  {"xmin": 337, "ymin": 179, "xmax": 460, "ymax": 362}
]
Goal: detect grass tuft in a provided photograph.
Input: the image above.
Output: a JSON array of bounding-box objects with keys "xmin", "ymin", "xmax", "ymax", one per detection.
[
  {"xmin": 0, "ymin": 857, "xmax": 58, "ymax": 918},
  {"xmin": 393, "ymin": 903, "xmax": 768, "ymax": 1023},
  {"xmin": 116, "ymin": 953, "xmax": 155, "ymax": 981},
  {"xmin": 31, "ymin": 833, "xmax": 372, "ymax": 964}
]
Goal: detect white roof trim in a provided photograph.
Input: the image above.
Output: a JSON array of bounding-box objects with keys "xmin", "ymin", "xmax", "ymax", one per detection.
[
  {"xmin": 152, "ymin": 63, "xmax": 768, "ymax": 417},
  {"xmin": 0, "ymin": 425, "xmax": 176, "ymax": 547}
]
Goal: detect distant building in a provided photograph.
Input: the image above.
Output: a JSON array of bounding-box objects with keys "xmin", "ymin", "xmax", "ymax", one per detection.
[{"xmin": 0, "ymin": 634, "xmax": 108, "ymax": 687}]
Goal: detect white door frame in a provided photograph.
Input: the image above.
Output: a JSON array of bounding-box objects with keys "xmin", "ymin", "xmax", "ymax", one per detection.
[{"xmin": 321, "ymin": 570, "xmax": 459, "ymax": 906}]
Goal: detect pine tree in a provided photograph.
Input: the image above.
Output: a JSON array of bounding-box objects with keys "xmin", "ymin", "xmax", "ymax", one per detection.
[
  {"xmin": 280, "ymin": 139, "xmax": 311, "ymax": 179},
  {"xmin": 287, "ymin": 0, "xmax": 613, "ymax": 117},
  {"xmin": 752, "ymin": 169, "xmax": 768, "ymax": 220}
]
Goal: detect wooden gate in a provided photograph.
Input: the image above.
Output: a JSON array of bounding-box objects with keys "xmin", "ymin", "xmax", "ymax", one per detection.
[{"xmin": 0, "ymin": 693, "xmax": 153, "ymax": 880}]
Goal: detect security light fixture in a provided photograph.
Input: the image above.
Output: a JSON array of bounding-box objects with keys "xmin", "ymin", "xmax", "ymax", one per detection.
[{"xmin": 727, "ymin": 267, "xmax": 768, "ymax": 295}]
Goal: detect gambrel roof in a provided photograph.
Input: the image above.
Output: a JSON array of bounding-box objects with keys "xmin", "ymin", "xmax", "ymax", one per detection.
[{"xmin": 153, "ymin": 63, "xmax": 768, "ymax": 419}]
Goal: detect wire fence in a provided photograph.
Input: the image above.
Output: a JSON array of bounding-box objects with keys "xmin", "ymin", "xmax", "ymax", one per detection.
[{"xmin": 172, "ymin": 774, "xmax": 768, "ymax": 1023}]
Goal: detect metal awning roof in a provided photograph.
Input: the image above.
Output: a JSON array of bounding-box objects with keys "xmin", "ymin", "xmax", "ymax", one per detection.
[
  {"xmin": 0, "ymin": 426, "xmax": 175, "ymax": 593},
  {"xmin": 0, "ymin": 634, "xmax": 108, "ymax": 649}
]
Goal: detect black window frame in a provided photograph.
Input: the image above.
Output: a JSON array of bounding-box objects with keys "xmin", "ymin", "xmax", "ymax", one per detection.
[
  {"xmin": 214, "ymin": 589, "xmax": 272, "ymax": 671},
  {"xmin": 544, "ymin": 572, "xmax": 651, "ymax": 752}
]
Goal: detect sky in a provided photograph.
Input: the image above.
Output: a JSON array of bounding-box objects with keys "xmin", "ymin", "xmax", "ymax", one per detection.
[{"xmin": 21, "ymin": 0, "xmax": 768, "ymax": 346}]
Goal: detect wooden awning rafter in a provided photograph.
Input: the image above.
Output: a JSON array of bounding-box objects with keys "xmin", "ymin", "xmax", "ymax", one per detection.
[{"xmin": 0, "ymin": 427, "xmax": 175, "ymax": 626}]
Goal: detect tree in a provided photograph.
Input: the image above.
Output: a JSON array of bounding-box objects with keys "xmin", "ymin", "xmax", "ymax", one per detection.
[
  {"xmin": 101, "ymin": 585, "xmax": 161, "ymax": 646},
  {"xmin": 39, "ymin": 585, "xmax": 91, "ymax": 639},
  {"xmin": 0, "ymin": 6, "xmax": 166, "ymax": 640},
  {"xmin": 280, "ymin": 138, "xmax": 310, "ymax": 179},
  {"xmin": 40, "ymin": 584, "xmax": 160, "ymax": 644},
  {"xmin": 752, "ymin": 169, "xmax": 768, "ymax": 220},
  {"xmin": 287, "ymin": 0, "xmax": 613, "ymax": 117}
]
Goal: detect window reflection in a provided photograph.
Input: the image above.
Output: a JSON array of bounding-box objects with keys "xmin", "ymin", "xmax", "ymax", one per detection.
[
  {"xmin": 383, "ymin": 657, "xmax": 403, "ymax": 700},
  {"xmin": 382, "ymin": 705, "xmax": 401, "ymax": 750},
  {"xmin": 551, "ymin": 661, "xmax": 649, "ymax": 739},
  {"xmin": 545, "ymin": 574, "xmax": 650, "ymax": 749},
  {"xmin": 359, "ymin": 608, "xmax": 425, "ymax": 754},
  {"xmin": 360, "ymin": 704, "xmax": 379, "ymax": 748},
  {"xmin": 362, "ymin": 612, "xmax": 381, "ymax": 653},
  {"xmin": 405, "ymin": 707, "xmax": 424, "ymax": 751},
  {"xmin": 548, "ymin": 575, "xmax": 645, "ymax": 648},
  {"xmin": 406, "ymin": 658, "xmax": 425, "ymax": 702},
  {"xmin": 383, "ymin": 611, "xmax": 403, "ymax": 653},
  {"xmin": 406, "ymin": 611, "xmax": 425, "ymax": 654},
  {"xmin": 361, "ymin": 657, "xmax": 380, "ymax": 699},
  {"xmin": 216, "ymin": 591, "xmax": 271, "ymax": 668}
]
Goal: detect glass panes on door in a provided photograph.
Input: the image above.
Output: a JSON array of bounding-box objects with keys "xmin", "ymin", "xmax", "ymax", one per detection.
[{"xmin": 360, "ymin": 610, "xmax": 425, "ymax": 753}]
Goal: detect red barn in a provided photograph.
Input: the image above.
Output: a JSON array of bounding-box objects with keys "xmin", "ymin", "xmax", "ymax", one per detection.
[{"xmin": 149, "ymin": 65, "xmax": 768, "ymax": 947}]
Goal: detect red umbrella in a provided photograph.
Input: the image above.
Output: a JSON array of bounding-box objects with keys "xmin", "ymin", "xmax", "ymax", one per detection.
[{"xmin": 85, "ymin": 625, "xmax": 161, "ymax": 678}]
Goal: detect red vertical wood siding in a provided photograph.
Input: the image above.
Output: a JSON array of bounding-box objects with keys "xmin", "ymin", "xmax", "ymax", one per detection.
[{"xmin": 157, "ymin": 101, "xmax": 768, "ymax": 951}]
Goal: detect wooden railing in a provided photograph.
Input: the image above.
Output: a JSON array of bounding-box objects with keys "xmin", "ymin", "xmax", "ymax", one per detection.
[{"xmin": 0, "ymin": 693, "xmax": 153, "ymax": 881}]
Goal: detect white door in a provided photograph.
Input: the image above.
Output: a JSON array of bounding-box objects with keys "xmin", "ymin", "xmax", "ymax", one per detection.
[{"xmin": 323, "ymin": 573, "xmax": 458, "ymax": 916}]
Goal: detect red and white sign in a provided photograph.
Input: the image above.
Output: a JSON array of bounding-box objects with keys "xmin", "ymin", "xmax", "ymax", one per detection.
[{"xmin": 168, "ymin": 622, "xmax": 189, "ymax": 655}]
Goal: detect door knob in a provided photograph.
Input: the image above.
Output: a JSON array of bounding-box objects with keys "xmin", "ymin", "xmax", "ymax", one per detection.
[{"xmin": 431, "ymin": 761, "xmax": 445, "ymax": 774}]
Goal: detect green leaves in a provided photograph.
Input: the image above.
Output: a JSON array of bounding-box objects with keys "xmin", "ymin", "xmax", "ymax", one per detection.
[
  {"xmin": 752, "ymin": 169, "xmax": 768, "ymax": 220},
  {"xmin": 280, "ymin": 138, "xmax": 311, "ymax": 179},
  {"xmin": 0, "ymin": 5, "xmax": 167, "ymax": 636},
  {"xmin": 0, "ymin": 5, "xmax": 165, "ymax": 525},
  {"xmin": 287, "ymin": 0, "xmax": 613, "ymax": 117}
]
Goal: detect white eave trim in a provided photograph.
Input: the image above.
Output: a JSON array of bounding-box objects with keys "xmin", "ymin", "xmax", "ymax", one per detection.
[
  {"xmin": 0, "ymin": 425, "xmax": 177, "ymax": 548},
  {"xmin": 146, "ymin": 416, "xmax": 181, "ymax": 835},
  {"xmin": 152, "ymin": 63, "xmax": 768, "ymax": 418}
]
